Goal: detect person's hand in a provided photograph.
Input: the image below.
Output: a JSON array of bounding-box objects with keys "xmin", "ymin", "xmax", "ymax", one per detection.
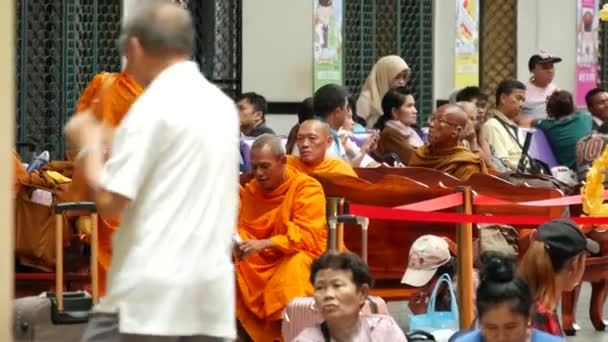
[
  {"xmin": 64, "ymin": 109, "xmax": 104, "ymax": 151},
  {"xmin": 362, "ymin": 131, "xmax": 379, "ymax": 153},
  {"xmin": 463, "ymin": 122, "xmax": 476, "ymax": 141},
  {"xmin": 339, "ymin": 133, "xmax": 354, "ymax": 155},
  {"xmin": 237, "ymin": 239, "xmax": 274, "ymax": 259}
]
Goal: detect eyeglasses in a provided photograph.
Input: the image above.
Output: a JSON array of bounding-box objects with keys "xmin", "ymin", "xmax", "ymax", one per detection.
[{"xmin": 428, "ymin": 115, "xmax": 462, "ymax": 128}]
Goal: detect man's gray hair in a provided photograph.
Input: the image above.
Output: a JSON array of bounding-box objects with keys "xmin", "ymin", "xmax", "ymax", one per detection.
[
  {"xmin": 251, "ymin": 134, "xmax": 286, "ymax": 158},
  {"xmin": 121, "ymin": 1, "xmax": 194, "ymax": 56}
]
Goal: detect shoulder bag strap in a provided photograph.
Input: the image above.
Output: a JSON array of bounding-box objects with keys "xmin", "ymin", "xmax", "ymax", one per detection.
[{"xmin": 492, "ymin": 115, "xmax": 524, "ymax": 151}]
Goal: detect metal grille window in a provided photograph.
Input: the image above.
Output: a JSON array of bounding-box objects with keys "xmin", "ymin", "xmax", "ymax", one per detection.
[
  {"xmin": 180, "ymin": 0, "xmax": 242, "ymax": 100},
  {"xmin": 343, "ymin": 0, "xmax": 434, "ymax": 124},
  {"xmin": 16, "ymin": 0, "xmax": 241, "ymax": 159},
  {"xmin": 15, "ymin": 0, "xmax": 122, "ymax": 159},
  {"xmin": 480, "ymin": 0, "xmax": 517, "ymax": 107}
]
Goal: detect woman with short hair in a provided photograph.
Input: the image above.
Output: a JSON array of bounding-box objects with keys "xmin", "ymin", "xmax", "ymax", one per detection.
[{"xmin": 294, "ymin": 252, "xmax": 407, "ymax": 341}]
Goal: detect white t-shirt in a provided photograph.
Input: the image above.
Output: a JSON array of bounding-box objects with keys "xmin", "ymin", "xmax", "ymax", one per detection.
[
  {"xmin": 96, "ymin": 61, "xmax": 239, "ymax": 338},
  {"xmin": 523, "ymin": 80, "xmax": 557, "ymax": 120}
]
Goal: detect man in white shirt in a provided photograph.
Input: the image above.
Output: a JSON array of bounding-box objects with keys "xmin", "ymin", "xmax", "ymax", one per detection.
[
  {"xmin": 482, "ymin": 80, "xmax": 527, "ymax": 170},
  {"xmin": 64, "ymin": 3, "xmax": 238, "ymax": 341}
]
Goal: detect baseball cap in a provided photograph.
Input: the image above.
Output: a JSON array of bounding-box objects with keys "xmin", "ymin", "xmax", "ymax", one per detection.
[
  {"xmin": 401, "ymin": 235, "xmax": 451, "ymax": 287},
  {"xmin": 528, "ymin": 51, "xmax": 562, "ymax": 71},
  {"xmin": 535, "ymin": 218, "xmax": 600, "ymax": 259}
]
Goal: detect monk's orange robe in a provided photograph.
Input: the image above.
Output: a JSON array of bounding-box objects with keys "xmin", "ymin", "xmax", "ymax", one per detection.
[
  {"xmin": 236, "ymin": 168, "xmax": 327, "ymax": 342},
  {"xmin": 286, "ymin": 155, "xmax": 358, "ymax": 177},
  {"xmin": 68, "ymin": 71, "xmax": 143, "ymax": 296},
  {"xmin": 13, "ymin": 151, "xmax": 26, "ymax": 196},
  {"xmin": 408, "ymin": 144, "xmax": 488, "ymax": 181}
]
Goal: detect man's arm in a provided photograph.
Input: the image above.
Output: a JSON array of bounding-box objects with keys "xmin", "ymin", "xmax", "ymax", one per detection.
[
  {"xmin": 72, "ymin": 118, "xmax": 130, "ymax": 220},
  {"xmin": 80, "ymin": 142, "xmax": 130, "ymax": 220}
]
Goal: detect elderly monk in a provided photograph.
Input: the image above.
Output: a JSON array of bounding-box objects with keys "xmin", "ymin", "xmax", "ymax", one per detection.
[
  {"xmin": 287, "ymin": 119, "xmax": 358, "ymax": 177},
  {"xmin": 68, "ymin": 71, "xmax": 143, "ymax": 296},
  {"xmin": 13, "ymin": 151, "xmax": 26, "ymax": 196},
  {"xmin": 409, "ymin": 104, "xmax": 487, "ymax": 180},
  {"xmin": 456, "ymin": 101, "xmax": 495, "ymax": 170},
  {"xmin": 236, "ymin": 134, "xmax": 327, "ymax": 341}
]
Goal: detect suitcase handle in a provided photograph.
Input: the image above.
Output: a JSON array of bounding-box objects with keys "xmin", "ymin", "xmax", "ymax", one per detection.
[
  {"xmin": 327, "ymin": 215, "xmax": 369, "ymax": 263},
  {"xmin": 55, "ymin": 202, "xmax": 98, "ymax": 311},
  {"xmin": 55, "ymin": 202, "xmax": 97, "ymax": 214}
]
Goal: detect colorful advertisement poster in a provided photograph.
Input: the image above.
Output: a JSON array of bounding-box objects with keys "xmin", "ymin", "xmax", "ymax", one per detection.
[
  {"xmin": 576, "ymin": 0, "xmax": 599, "ymax": 107},
  {"xmin": 314, "ymin": 0, "xmax": 343, "ymax": 91},
  {"xmin": 454, "ymin": 0, "xmax": 479, "ymax": 88}
]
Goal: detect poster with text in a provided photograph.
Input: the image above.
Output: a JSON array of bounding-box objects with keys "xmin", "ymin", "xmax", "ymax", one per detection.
[
  {"xmin": 314, "ymin": 0, "xmax": 343, "ymax": 91},
  {"xmin": 576, "ymin": 0, "xmax": 599, "ymax": 107},
  {"xmin": 454, "ymin": 0, "xmax": 479, "ymax": 88}
]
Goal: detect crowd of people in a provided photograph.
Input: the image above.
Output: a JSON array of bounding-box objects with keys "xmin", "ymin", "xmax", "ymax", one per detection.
[{"xmin": 11, "ymin": 1, "xmax": 606, "ymax": 342}]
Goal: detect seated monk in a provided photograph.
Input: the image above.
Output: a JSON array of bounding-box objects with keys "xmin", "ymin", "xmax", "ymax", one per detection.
[
  {"xmin": 287, "ymin": 119, "xmax": 357, "ymax": 177},
  {"xmin": 13, "ymin": 150, "xmax": 26, "ymax": 197},
  {"xmin": 235, "ymin": 134, "xmax": 327, "ymax": 341},
  {"xmin": 67, "ymin": 71, "xmax": 143, "ymax": 296},
  {"xmin": 408, "ymin": 104, "xmax": 487, "ymax": 180}
]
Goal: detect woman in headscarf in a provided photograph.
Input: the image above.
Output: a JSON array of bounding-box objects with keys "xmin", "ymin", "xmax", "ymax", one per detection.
[{"xmin": 356, "ymin": 55, "xmax": 410, "ymax": 128}]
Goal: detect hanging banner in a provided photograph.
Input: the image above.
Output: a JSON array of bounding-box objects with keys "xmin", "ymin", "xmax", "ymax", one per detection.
[
  {"xmin": 313, "ymin": 0, "xmax": 343, "ymax": 91},
  {"xmin": 454, "ymin": 0, "xmax": 480, "ymax": 88},
  {"xmin": 576, "ymin": 0, "xmax": 600, "ymax": 107}
]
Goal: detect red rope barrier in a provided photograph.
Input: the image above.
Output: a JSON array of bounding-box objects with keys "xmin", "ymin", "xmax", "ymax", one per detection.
[
  {"xmin": 394, "ymin": 193, "xmax": 463, "ymax": 212},
  {"xmin": 350, "ymin": 203, "xmax": 608, "ymax": 226},
  {"xmin": 387, "ymin": 190, "xmax": 608, "ymax": 210}
]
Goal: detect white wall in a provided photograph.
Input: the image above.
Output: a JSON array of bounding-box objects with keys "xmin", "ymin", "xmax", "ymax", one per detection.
[
  {"xmin": 517, "ymin": 0, "xmax": 577, "ymax": 93},
  {"xmin": 242, "ymin": 0, "xmax": 313, "ymax": 135},
  {"xmin": 433, "ymin": 0, "xmax": 457, "ymax": 103},
  {"xmin": 1, "ymin": 0, "xmax": 14, "ymax": 339}
]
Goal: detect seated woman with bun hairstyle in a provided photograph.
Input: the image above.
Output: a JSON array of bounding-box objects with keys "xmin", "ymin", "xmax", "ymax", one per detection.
[{"xmin": 452, "ymin": 252, "xmax": 563, "ymax": 342}]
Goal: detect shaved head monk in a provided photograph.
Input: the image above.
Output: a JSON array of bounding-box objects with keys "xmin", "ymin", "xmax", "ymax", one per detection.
[
  {"xmin": 68, "ymin": 70, "xmax": 143, "ymax": 296},
  {"xmin": 236, "ymin": 134, "xmax": 327, "ymax": 341},
  {"xmin": 288, "ymin": 119, "xmax": 357, "ymax": 176},
  {"xmin": 408, "ymin": 104, "xmax": 487, "ymax": 180}
]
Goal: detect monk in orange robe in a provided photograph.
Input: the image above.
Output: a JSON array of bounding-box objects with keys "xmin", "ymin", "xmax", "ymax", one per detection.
[
  {"xmin": 68, "ymin": 71, "xmax": 143, "ymax": 296},
  {"xmin": 13, "ymin": 151, "xmax": 26, "ymax": 196},
  {"xmin": 408, "ymin": 104, "xmax": 487, "ymax": 180},
  {"xmin": 236, "ymin": 134, "xmax": 327, "ymax": 341},
  {"xmin": 287, "ymin": 119, "xmax": 358, "ymax": 177}
]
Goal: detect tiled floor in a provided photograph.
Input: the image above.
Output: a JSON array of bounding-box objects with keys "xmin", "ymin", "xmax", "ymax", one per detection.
[{"xmin": 387, "ymin": 282, "xmax": 608, "ymax": 341}]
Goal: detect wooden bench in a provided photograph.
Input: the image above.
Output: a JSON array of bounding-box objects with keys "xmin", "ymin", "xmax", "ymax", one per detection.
[
  {"xmin": 312, "ymin": 172, "xmax": 459, "ymax": 300},
  {"xmin": 313, "ymin": 170, "xmax": 569, "ymax": 301}
]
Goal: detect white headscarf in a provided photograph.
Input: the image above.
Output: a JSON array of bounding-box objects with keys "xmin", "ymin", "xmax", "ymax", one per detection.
[{"xmin": 357, "ymin": 55, "xmax": 410, "ymax": 127}]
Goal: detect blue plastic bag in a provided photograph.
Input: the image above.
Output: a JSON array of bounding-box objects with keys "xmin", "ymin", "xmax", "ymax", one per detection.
[{"xmin": 408, "ymin": 273, "xmax": 459, "ymax": 333}]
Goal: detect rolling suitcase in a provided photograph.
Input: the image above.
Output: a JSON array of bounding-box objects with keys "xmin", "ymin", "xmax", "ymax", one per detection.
[
  {"xmin": 13, "ymin": 202, "xmax": 99, "ymax": 342},
  {"xmin": 281, "ymin": 214, "xmax": 389, "ymax": 341}
]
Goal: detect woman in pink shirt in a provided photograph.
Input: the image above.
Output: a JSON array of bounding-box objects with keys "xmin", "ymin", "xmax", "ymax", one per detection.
[{"xmin": 294, "ymin": 252, "xmax": 407, "ymax": 341}]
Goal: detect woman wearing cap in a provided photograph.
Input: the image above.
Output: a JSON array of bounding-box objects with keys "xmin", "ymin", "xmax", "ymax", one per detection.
[
  {"xmin": 519, "ymin": 218, "xmax": 599, "ymax": 336},
  {"xmin": 521, "ymin": 52, "xmax": 562, "ymax": 127},
  {"xmin": 403, "ymin": 235, "xmax": 480, "ymax": 315},
  {"xmin": 356, "ymin": 55, "xmax": 410, "ymax": 128},
  {"xmin": 294, "ymin": 252, "xmax": 407, "ymax": 341},
  {"xmin": 452, "ymin": 253, "xmax": 562, "ymax": 342}
]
